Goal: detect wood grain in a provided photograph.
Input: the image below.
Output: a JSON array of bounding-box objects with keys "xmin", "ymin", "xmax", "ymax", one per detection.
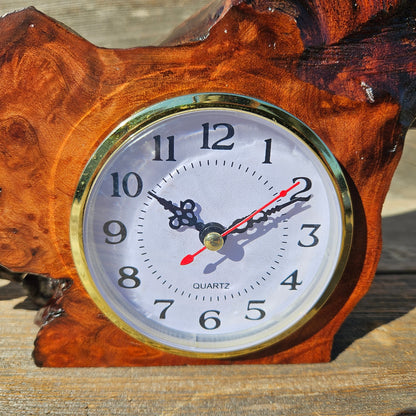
[{"xmin": 0, "ymin": 0, "xmax": 414, "ymax": 367}]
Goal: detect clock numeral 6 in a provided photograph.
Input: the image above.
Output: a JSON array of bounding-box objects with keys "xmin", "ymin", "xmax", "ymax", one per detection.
[
  {"xmin": 103, "ymin": 220, "xmax": 127, "ymax": 244},
  {"xmin": 118, "ymin": 266, "xmax": 141, "ymax": 289},
  {"xmin": 199, "ymin": 310, "xmax": 221, "ymax": 330}
]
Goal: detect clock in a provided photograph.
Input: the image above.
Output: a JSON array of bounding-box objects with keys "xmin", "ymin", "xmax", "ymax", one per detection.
[
  {"xmin": 1, "ymin": 2, "xmax": 414, "ymax": 366},
  {"xmin": 70, "ymin": 93, "xmax": 352, "ymax": 358}
]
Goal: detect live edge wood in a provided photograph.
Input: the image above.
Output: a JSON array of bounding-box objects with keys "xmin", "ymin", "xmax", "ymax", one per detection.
[{"xmin": 0, "ymin": 0, "xmax": 414, "ymax": 367}]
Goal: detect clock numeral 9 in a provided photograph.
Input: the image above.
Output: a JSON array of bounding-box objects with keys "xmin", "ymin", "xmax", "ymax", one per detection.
[
  {"xmin": 103, "ymin": 220, "xmax": 127, "ymax": 244},
  {"xmin": 111, "ymin": 172, "xmax": 143, "ymax": 198},
  {"xmin": 201, "ymin": 122, "xmax": 235, "ymax": 150},
  {"xmin": 118, "ymin": 266, "xmax": 141, "ymax": 289}
]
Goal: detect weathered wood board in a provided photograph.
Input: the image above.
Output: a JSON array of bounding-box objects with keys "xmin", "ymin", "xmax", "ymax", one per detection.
[
  {"xmin": 0, "ymin": 0, "xmax": 212, "ymax": 48},
  {"xmin": 0, "ymin": 267, "xmax": 414, "ymax": 415}
]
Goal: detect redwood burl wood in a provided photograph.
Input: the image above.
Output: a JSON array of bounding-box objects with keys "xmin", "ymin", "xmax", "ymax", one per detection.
[{"xmin": 0, "ymin": 1, "xmax": 414, "ymax": 366}]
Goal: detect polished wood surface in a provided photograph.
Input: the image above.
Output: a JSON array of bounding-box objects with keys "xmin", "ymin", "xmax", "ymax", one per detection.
[{"xmin": 0, "ymin": 0, "xmax": 414, "ymax": 413}]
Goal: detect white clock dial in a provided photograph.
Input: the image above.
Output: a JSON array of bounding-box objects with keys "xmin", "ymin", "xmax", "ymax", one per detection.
[{"xmin": 71, "ymin": 94, "xmax": 353, "ymax": 357}]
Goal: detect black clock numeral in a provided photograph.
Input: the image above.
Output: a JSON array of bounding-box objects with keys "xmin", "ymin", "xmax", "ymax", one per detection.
[
  {"xmin": 281, "ymin": 270, "xmax": 303, "ymax": 291},
  {"xmin": 103, "ymin": 220, "xmax": 127, "ymax": 244},
  {"xmin": 298, "ymin": 224, "xmax": 321, "ymax": 247},
  {"xmin": 199, "ymin": 309, "xmax": 221, "ymax": 330},
  {"xmin": 154, "ymin": 299, "xmax": 174, "ymax": 319},
  {"xmin": 201, "ymin": 122, "xmax": 235, "ymax": 150},
  {"xmin": 153, "ymin": 135, "xmax": 176, "ymax": 161},
  {"xmin": 111, "ymin": 172, "xmax": 143, "ymax": 198},
  {"xmin": 245, "ymin": 300, "xmax": 266, "ymax": 321},
  {"xmin": 290, "ymin": 177, "xmax": 312, "ymax": 202},
  {"xmin": 263, "ymin": 138, "xmax": 272, "ymax": 164},
  {"xmin": 118, "ymin": 266, "xmax": 141, "ymax": 289}
]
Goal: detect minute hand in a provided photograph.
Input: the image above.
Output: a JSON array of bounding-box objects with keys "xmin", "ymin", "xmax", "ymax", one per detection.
[
  {"xmin": 180, "ymin": 181, "xmax": 300, "ymax": 266},
  {"xmin": 221, "ymin": 181, "xmax": 301, "ymax": 237}
]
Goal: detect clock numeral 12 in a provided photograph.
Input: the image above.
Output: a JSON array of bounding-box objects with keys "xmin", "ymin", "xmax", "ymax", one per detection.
[
  {"xmin": 201, "ymin": 122, "xmax": 235, "ymax": 150},
  {"xmin": 199, "ymin": 310, "xmax": 221, "ymax": 330}
]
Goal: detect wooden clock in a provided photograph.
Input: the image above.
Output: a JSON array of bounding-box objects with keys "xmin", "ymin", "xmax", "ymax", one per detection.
[{"xmin": 0, "ymin": 0, "xmax": 414, "ymax": 366}]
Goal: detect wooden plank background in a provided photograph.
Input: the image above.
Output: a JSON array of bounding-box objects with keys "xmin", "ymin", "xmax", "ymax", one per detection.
[{"xmin": 0, "ymin": 1, "xmax": 415, "ymax": 414}]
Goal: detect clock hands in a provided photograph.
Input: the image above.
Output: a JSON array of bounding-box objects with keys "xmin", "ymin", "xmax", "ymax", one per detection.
[
  {"xmin": 150, "ymin": 181, "xmax": 306, "ymax": 266},
  {"xmin": 180, "ymin": 181, "xmax": 300, "ymax": 265},
  {"xmin": 148, "ymin": 191, "xmax": 205, "ymax": 231}
]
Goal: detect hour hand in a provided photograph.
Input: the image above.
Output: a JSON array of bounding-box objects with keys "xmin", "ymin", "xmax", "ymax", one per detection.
[{"xmin": 148, "ymin": 191, "xmax": 204, "ymax": 231}]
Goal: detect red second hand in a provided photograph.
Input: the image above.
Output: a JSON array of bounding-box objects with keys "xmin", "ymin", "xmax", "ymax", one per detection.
[{"xmin": 180, "ymin": 181, "xmax": 300, "ymax": 266}]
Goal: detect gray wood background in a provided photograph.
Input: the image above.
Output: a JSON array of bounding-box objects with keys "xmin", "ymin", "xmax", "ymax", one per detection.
[
  {"xmin": 0, "ymin": 1, "xmax": 415, "ymax": 415},
  {"xmin": 0, "ymin": 0, "xmax": 211, "ymax": 47}
]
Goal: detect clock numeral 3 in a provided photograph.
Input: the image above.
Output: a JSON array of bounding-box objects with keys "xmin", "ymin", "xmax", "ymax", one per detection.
[
  {"xmin": 103, "ymin": 220, "xmax": 127, "ymax": 244},
  {"xmin": 201, "ymin": 122, "xmax": 235, "ymax": 150},
  {"xmin": 281, "ymin": 270, "xmax": 303, "ymax": 291},
  {"xmin": 298, "ymin": 224, "xmax": 321, "ymax": 247},
  {"xmin": 118, "ymin": 266, "xmax": 141, "ymax": 289}
]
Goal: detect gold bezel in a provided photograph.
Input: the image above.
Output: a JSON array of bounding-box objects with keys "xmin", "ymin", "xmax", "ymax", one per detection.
[{"xmin": 70, "ymin": 93, "xmax": 353, "ymax": 359}]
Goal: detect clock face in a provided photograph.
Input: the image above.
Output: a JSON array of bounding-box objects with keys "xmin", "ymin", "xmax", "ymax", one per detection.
[{"xmin": 71, "ymin": 93, "xmax": 353, "ymax": 358}]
